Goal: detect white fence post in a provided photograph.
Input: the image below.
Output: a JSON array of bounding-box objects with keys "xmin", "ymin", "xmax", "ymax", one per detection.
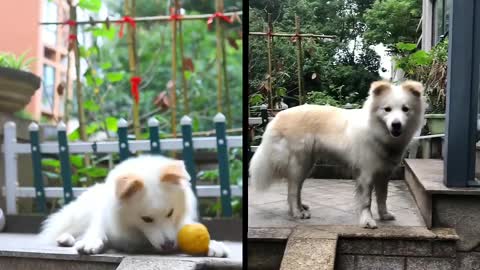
[{"xmin": 4, "ymin": 122, "xmax": 18, "ymax": 214}]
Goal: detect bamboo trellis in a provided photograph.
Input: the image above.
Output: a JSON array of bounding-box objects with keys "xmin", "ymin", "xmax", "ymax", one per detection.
[
  {"xmin": 41, "ymin": 5, "xmax": 242, "ymax": 138},
  {"xmin": 249, "ymin": 14, "xmax": 335, "ymax": 108}
]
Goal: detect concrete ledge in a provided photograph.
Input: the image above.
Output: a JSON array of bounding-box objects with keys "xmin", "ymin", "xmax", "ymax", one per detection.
[
  {"xmin": 248, "ymin": 225, "xmax": 458, "ymax": 241},
  {"xmin": 0, "ymin": 233, "xmax": 242, "ymax": 270},
  {"xmin": 0, "ymin": 256, "xmax": 118, "ymax": 270},
  {"xmin": 248, "ymin": 227, "xmax": 293, "ymax": 240},
  {"xmin": 404, "ymin": 159, "xmax": 480, "ymax": 251},
  {"xmin": 404, "ymin": 159, "xmax": 480, "ymax": 195}
]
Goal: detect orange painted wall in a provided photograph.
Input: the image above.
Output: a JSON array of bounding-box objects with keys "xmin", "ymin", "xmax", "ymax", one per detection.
[{"xmin": 0, "ymin": 0, "xmax": 71, "ymax": 121}]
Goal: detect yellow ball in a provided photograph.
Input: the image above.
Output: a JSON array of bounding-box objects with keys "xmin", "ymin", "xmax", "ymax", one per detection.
[{"xmin": 177, "ymin": 223, "xmax": 210, "ymax": 255}]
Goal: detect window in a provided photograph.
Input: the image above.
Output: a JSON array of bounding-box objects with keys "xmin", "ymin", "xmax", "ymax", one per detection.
[
  {"xmin": 42, "ymin": 0, "xmax": 58, "ymax": 46},
  {"xmin": 432, "ymin": 0, "xmax": 452, "ymax": 45},
  {"xmin": 42, "ymin": 64, "xmax": 56, "ymax": 112}
]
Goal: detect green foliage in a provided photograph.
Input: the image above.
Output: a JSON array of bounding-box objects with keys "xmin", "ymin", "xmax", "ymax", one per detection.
[
  {"xmin": 105, "ymin": 72, "xmax": 124, "ymax": 83},
  {"xmin": 197, "ymin": 148, "xmax": 242, "ymax": 217},
  {"xmin": 0, "ymin": 51, "xmax": 36, "ymax": 71},
  {"xmin": 42, "ymin": 154, "xmax": 109, "ymax": 187},
  {"xmin": 249, "ymin": 0, "xmax": 381, "ymax": 109},
  {"xmin": 363, "ymin": 0, "xmax": 421, "ymax": 48},
  {"xmin": 91, "ymin": 24, "xmax": 116, "ymax": 40},
  {"xmin": 71, "ymin": 1, "xmax": 243, "ymax": 134},
  {"xmin": 84, "ymin": 100, "xmax": 100, "ymax": 112},
  {"xmin": 306, "ymin": 91, "xmax": 341, "ymax": 106},
  {"xmin": 394, "ymin": 40, "xmax": 448, "ymax": 113},
  {"xmin": 198, "ymin": 148, "xmax": 243, "ymax": 186},
  {"xmin": 78, "ymin": 0, "xmax": 102, "ymax": 12},
  {"xmin": 394, "ymin": 42, "xmax": 432, "ymax": 75}
]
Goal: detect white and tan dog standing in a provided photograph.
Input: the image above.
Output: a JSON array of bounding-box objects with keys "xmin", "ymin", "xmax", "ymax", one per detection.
[
  {"xmin": 39, "ymin": 155, "xmax": 228, "ymax": 256},
  {"xmin": 250, "ymin": 80, "xmax": 426, "ymax": 228}
]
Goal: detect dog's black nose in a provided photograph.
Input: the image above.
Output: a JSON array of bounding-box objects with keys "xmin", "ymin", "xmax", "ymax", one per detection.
[
  {"xmin": 391, "ymin": 121, "xmax": 402, "ymax": 131},
  {"xmin": 161, "ymin": 240, "xmax": 175, "ymax": 250}
]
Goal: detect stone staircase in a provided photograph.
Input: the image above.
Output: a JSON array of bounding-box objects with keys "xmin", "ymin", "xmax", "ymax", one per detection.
[{"xmin": 248, "ymin": 225, "xmax": 461, "ymax": 270}]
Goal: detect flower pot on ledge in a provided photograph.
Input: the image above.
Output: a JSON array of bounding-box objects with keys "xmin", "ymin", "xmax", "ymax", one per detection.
[
  {"xmin": 0, "ymin": 67, "xmax": 41, "ymax": 113},
  {"xmin": 425, "ymin": 113, "xmax": 446, "ymax": 134}
]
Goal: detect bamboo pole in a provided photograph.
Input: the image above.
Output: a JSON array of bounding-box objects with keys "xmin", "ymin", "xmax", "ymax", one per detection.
[
  {"xmin": 125, "ymin": 0, "xmax": 140, "ymax": 139},
  {"xmin": 70, "ymin": 6, "xmax": 87, "ymax": 142},
  {"xmin": 266, "ymin": 13, "xmax": 273, "ymax": 109},
  {"xmin": 64, "ymin": 21, "xmax": 72, "ymax": 125},
  {"xmin": 177, "ymin": 2, "xmax": 189, "ymax": 115},
  {"xmin": 295, "ymin": 16, "xmax": 304, "ymax": 105},
  {"xmin": 171, "ymin": 4, "xmax": 178, "ymax": 137},
  {"xmin": 220, "ymin": 7, "xmax": 231, "ymax": 127},
  {"xmin": 249, "ymin": 32, "xmax": 335, "ymax": 38},
  {"xmin": 215, "ymin": 0, "xmax": 224, "ymax": 113},
  {"xmin": 40, "ymin": 11, "xmax": 243, "ymax": 25}
]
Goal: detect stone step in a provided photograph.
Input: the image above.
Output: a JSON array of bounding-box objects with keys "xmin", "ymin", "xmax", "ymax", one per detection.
[
  {"xmin": 248, "ymin": 225, "xmax": 459, "ymax": 270},
  {"xmin": 280, "ymin": 229, "xmax": 338, "ymax": 270}
]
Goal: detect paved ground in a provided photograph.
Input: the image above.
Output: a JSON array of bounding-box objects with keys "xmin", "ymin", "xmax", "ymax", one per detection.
[{"xmin": 249, "ymin": 179, "xmax": 425, "ymax": 228}]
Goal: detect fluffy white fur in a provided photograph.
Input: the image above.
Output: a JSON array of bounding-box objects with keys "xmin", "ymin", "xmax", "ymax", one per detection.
[
  {"xmin": 39, "ymin": 155, "xmax": 229, "ymax": 257},
  {"xmin": 250, "ymin": 80, "xmax": 426, "ymax": 228}
]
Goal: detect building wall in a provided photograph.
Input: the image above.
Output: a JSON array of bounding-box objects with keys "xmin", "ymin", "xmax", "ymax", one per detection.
[{"xmin": 0, "ymin": 0, "xmax": 73, "ymax": 121}]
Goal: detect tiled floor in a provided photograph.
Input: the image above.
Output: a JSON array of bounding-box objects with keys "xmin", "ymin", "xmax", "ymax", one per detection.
[{"xmin": 248, "ymin": 179, "xmax": 425, "ymax": 228}]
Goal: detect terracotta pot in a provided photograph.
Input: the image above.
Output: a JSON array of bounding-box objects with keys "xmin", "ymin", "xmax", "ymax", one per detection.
[{"xmin": 0, "ymin": 67, "xmax": 41, "ymax": 113}]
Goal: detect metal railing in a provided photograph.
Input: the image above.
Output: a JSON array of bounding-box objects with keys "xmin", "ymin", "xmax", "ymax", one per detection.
[{"xmin": 2, "ymin": 113, "xmax": 242, "ymax": 217}]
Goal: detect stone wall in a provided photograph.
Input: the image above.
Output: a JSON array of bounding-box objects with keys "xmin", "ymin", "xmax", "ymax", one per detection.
[{"xmin": 335, "ymin": 238, "xmax": 480, "ymax": 270}]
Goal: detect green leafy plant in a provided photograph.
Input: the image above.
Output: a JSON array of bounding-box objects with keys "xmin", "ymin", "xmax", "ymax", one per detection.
[
  {"xmin": 0, "ymin": 51, "xmax": 36, "ymax": 71},
  {"xmin": 41, "ymin": 154, "xmax": 111, "ymax": 187},
  {"xmin": 394, "ymin": 40, "xmax": 448, "ymax": 113},
  {"xmin": 197, "ymin": 148, "xmax": 243, "ymax": 217},
  {"xmin": 306, "ymin": 91, "xmax": 341, "ymax": 107}
]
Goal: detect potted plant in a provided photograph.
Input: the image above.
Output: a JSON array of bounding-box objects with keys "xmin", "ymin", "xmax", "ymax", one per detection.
[
  {"xmin": 394, "ymin": 39, "xmax": 448, "ymax": 134},
  {"xmin": 0, "ymin": 51, "xmax": 40, "ymax": 113}
]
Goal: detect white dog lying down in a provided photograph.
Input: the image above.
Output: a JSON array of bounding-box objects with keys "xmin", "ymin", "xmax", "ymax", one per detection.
[
  {"xmin": 39, "ymin": 155, "xmax": 229, "ymax": 256},
  {"xmin": 250, "ymin": 80, "xmax": 426, "ymax": 228}
]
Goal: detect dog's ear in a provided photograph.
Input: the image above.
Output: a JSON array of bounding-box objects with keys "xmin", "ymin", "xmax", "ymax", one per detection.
[
  {"xmin": 402, "ymin": 80, "xmax": 424, "ymax": 97},
  {"xmin": 116, "ymin": 175, "xmax": 144, "ymax": 200},
  {"xmin": 160, "ymin": 161, "xmax": 190, "ymax": 184},
  {"xmin": 370, "ymin": 81, "xmax": 391, "ymax": 96}
]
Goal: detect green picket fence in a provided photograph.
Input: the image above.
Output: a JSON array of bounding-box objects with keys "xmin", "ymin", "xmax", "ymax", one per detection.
[{"xmin": 3, "ymin": 113, "xmax": 242, "ymax": 217}]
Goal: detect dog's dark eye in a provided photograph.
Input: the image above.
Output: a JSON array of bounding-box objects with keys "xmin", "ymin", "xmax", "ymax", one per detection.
[
  {"xmin": 384, "ymin": 107, "xmax": 392, "ymax": 112},
  {"xmin": 166, "ymin": 208, "xmax": 174, "ymax": 218},
  {"xmin": 141, "ymin": 216, "xmax": 154, "ymax": 223},
  {"xmin": 402, "ymin": 106, "xmax": 409, "ymax": 112}
]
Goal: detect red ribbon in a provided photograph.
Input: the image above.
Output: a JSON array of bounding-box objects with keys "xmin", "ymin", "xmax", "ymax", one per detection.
[
  {"xmin": 62, "ymin": 19, "xmax": 76, "ymax": 29},
  {"xmin": 130, "ymin": 76, "xmax": 141, "ymax": 104},
  {"xmin": 207, "ymin": 12, "xmax": 233, "ymax": 30},
  {"xmin": 169, "ymin": 13, "xmax": 183, "ymax": 21},
  {"xmin": 68, "ymin": 34, "xmax": 77, "ymax": 41},
  {"xmin": 116, "ymin": 16, "xmax": 136, "ymax": 38}
]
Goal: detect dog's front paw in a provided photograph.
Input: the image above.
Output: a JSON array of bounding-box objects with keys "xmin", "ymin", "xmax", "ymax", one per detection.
[
  {"xmin": 379, "ymin": 211, "xmax": 396, "ymax": 221},
  {"xmin": 207, "ymin": 240, "xmax": 230, "ymax": 258},
  {"xmin": 290, "ymin": 208, "xmax": 311, "ymax": 219},
  {"xmin": 56, "ymin": 233, "xmax": 75, "ymax": 247},
  {"xmin": 359, "ymin": 212, "xmax": 377, "ymax": 229},
  {"xmin": 301, "ymin": 203, "xmax": 310, "ymax": 210},
  {"xmin": 75, "ymin": 238, "xmax": 105, "ymax": 254}
]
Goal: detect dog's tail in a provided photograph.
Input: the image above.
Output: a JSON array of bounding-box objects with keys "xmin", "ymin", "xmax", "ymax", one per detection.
[{"xmin": 249, "ymin": 125, "xmax": 282, "ymax": 191}]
